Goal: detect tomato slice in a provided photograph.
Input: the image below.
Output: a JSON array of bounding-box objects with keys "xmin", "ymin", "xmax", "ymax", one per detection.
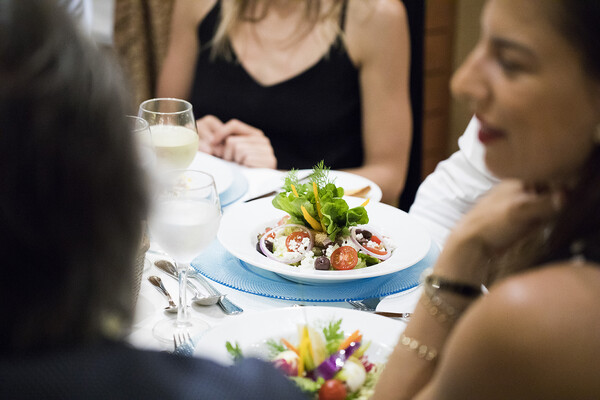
[
  {"xmin": 264, "ymin": 228, "xmax": 276, "ymax": 241},
  {"xmin": 285, "ymin": 231, "xmax": 310, "ymax": 252},
  {"xmin": 330, "ymin": 246, "xmax": 359, "ymax": 270},
  {"xmin": 364, "ymin": 235, "xmax": 388, "ymax": 256},
  {"xmin": 318, "ymin": 379, "xmax": 347, "ymax": 400}
]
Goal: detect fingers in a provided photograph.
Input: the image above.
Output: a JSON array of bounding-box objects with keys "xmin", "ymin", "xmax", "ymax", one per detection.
[
  {"xmin": 221, "ymin": 135, "xmax": 277, "ymax": 168},
  {"xmin": 196, "ymin": 115, "xmax": 223, "ymax": 153},
  {"xmin": 208, "ymin": 119, "xmax": 277, "ymax": 168},
  {"xmin": 210, "ymin": 119, "xmax": 263, "ymax": 145}
]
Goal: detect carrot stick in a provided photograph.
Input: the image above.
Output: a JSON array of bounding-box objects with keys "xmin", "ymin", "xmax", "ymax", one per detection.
[
  {"xmin": 281, "ymin": 338, "xmax": 299, "ymax": 355},
  {"xmin": 301, "ymin": 205, "xmax": 322, "ymax": 231},
  {"xmin": 338, "ymin": 329, "xmax": 361, "ymax": 351},
  {"xmin": 312, "ymin": 182, "xmax": 327, "ymax": 232},
  {"xmin": 291, "ymin": 184, "xmax": 299, "ymax": 197}
]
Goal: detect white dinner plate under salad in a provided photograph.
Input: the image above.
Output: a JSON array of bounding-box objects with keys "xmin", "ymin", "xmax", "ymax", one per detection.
[
  {"xmin": 217, "ymin": 197, "xmax": 431, "ymax": 284},
  {"xmin": 188, "ymin": 152, "xmax": 234, "ymax": 195},
  {"xmin": 297, "ymin": 169, "xmax": 383, "ymax": 202},
  {"xmin": 194, "ymin": 306, "xmax": 405, "ymax": 365}
]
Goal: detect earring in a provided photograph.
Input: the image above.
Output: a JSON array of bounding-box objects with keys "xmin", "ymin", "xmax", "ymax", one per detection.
[{"xmin": 595, "ymin": 124, "xmax": 600, "ymax": 144}]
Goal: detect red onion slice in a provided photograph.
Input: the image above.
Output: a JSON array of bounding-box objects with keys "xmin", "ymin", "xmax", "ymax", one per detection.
[
  {"xmin": 259, "ymin": 224, "xmax": 314, "ymax": 264},
  {"xmin": 350, "ymin": 226, "xmax": 391, "ymax": 260}
]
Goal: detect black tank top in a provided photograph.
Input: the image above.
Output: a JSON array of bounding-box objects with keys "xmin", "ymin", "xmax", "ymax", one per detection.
[{"xmin": 189, "ymin": 1, "xmax": 363, "ymax": 170}]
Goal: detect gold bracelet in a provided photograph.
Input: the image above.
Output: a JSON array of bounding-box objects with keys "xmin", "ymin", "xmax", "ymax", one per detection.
[
  {"xmin": 420, "ymin": 284, "xmax": 461, "ymax": 324},
  {"xmin": 398, "ymin": 333, "xmax": 438, "ymax": 362}
]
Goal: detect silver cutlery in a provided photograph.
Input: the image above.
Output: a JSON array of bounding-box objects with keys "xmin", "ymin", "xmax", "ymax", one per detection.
[
  {"xmin": 187, "ymin": 268, "xmax": 243, "ymax": 315},
  {"xmin": 173, "ymin": 330, "xmax": 194, "ymax": 356},
  {"xmin": 147, "ymin": 276, "xmax": 178, "ymax": 313},
  {"xmin": 244, "ymin": 172, "xmax": 315, "ymax": 202},
  {"xmin": 374, "ymin": 311, "xmax": 412, "ymax": 320},
  {"xmin": 155, "ymin": 260, "xmax": 243, "ymax": 315},
  {"xmin": 154, "ymin": 260, "xmax": 221, "ymax": 306},
  {"xmin": 347, "ymin": 297, "xmax": 382, "ymax": 312}
]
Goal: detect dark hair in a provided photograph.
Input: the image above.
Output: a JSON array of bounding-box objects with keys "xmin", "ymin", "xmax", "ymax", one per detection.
[
  {"xmin": 0, "ymin": 0, "xmax": 148, "ymax": 355},
  {"xmin": 538, "ymin": 1, "xmax": 600, "ymax": 264}
]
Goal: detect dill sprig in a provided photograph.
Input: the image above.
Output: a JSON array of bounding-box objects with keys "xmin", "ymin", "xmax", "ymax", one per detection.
[{"xmin": 311, "ymin": 160, "xmax": 332, "ymax": 189}]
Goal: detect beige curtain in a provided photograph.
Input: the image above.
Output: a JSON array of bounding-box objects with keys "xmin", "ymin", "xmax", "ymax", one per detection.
[{"xmin": 112, "ymin": 0, "xmax": 174, "ymax": 109}]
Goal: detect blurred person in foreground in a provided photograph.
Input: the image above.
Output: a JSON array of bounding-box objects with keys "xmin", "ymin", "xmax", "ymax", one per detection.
[
  {"xmin": 0, "ymin": 1, "xmax": 305, "ymax": 399},
  {"xmin": 157, "ymin": 0, "xmax": 411, "ymax": 205},
  {"xmin": 373, "ymin": 0, "xmax": 600, "ymax": 398}
]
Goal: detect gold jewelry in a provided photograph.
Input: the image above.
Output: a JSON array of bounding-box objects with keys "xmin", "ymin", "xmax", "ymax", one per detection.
[
  {"xmin": 398, "ymin": 333, "xmax": 438, "ymax": 362},
  {"xmin": 420, "ymin": 286, "xmax": 461, "ymax": 323}
]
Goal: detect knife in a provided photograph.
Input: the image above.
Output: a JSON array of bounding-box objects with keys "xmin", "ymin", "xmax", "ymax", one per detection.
[
  {"xmin": 244, "ymin": 172, "xmax": 315, "ymax": 202},
  {"xmin": 154, "ymin": 260, "xmax": 243, "ymax": 315},
  {"xmin": 187, "ymin": 268, "xmax": 243, "ymax": 315},
  {"xmin": 374, "ymin": 311, "xmax": 412, "ymax": 320}
]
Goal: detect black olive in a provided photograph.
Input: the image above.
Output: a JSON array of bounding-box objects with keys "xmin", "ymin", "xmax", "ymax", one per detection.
[
  {"xmin": 265, "ymin": 240, "xmax": 274, "ymax": 253},
  {"xmin": 256, "ymin": 241, "xmax": 265, "ymax": 257},
  {"xmin": 314, "ymin": 256, "xmax": 331, "ymax": 270},
  {"xmin": 361, "ymin": 230, "xmax": 372, "ymax": 239}
]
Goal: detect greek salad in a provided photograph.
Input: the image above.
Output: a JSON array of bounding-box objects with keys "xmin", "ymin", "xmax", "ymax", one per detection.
[
  {"xmin": 255, "ymin": 163, "xmax": 394, "ymax": 271},
  {"xmin": 226, "ymin": 319, "xmax": 382, "ymax": 400}
]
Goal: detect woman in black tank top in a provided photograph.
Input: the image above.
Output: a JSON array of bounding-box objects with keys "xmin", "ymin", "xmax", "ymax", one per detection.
[{"xmin": 157, "ymin": 0, "xmax": 412, "ymax": 205}]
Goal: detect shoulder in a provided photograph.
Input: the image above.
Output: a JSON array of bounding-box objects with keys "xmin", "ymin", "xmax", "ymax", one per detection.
[
  {"xmin": 345, "ymin": 0, "xmax": 409, "ymax": 66},
  {"xmin": 172, "ymin": 0, "xmax": 216, "ymax": 26},
  {"xmin": 429, "ymin": 262, "xmax": 600, "ymax": 399}
]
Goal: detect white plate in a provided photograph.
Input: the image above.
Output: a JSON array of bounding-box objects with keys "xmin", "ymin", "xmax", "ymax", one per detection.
[
  {"xmin": 188, "ymin": 152, "xmax": 234, "ymax": 194},
  {"xmin": 194, "ymin": 306, "xmax": 404, "ymax": 365},
  {"xmin": 218, "ymin": 197, "xmax": 431, "ymax": 284},
  {"xmin": 300, "ymin": 169, "xmax": 383, "ymax": 202}
]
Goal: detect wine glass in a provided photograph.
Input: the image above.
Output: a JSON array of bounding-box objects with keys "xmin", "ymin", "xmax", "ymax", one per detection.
[
  {"xmin": 138, "ymin": 98, "xmax": 199, "ymax": 171},
  {"xmin": 126, "ymin": 115, "xmax": 156, "ymax": 171},
  {"xmin": 126, "ymin": 115, "xmax": 156, "ymax": 273},
  {"xmin": 147, "ymin": 169, "xmax": 222, "ymax": 344}
]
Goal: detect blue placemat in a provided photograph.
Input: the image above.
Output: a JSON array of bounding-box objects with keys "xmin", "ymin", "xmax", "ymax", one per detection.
[
  {"xmin": 191, "ymin": 240, "xmax": 439, "ymax": 302},
  {"xmin": 220, "ymin": 166, "xmax": 248, "ymax": 207}
]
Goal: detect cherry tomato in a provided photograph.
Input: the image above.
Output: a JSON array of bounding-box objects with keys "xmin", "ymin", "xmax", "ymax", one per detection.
[
  {"xmin": 365, "ymin": 235, "xmax": 388, "ymax": 256},
  {"xmin": 318, "ymin": 379, "xmax": 347, "ymax": 400},
  {"xmin": 330, "ymin": 246, "xmax": 358, "ymax": 270},
  {"xmin": 285, "ymin": 231, "xmax": 310, "ymax": 252}
]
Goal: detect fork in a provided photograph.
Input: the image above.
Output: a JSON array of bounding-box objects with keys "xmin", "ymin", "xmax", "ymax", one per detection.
[
  {"xmin": 173, "ymin": 330, "xmax": 194, "ymax": 357},
  {"xmin": 347, "ymin": 296, "xmax": 382, "ymax": 312},
  {"xmin": 347, "ymin": 300, "xmax": 373, "ymax": 311}
]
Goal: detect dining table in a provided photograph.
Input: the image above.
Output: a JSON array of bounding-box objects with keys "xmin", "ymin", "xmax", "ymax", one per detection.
[{"xmin": 127, "ymin": 153, "xmax": 439, "ymax": 354}]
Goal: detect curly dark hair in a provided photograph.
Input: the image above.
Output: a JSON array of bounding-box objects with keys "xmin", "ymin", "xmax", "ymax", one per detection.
[{"xmin": 0, "ymin": 0, "xmax": 148, "ymax": 355}]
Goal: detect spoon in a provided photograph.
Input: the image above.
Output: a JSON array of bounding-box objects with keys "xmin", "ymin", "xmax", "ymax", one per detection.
[
  {"xmin": 147, "ymin": 275, "xmax": 178, "ymax": 313},
  {"xmin": 154, "ymin": 260, "xmax": 222, "ymax": 306}
]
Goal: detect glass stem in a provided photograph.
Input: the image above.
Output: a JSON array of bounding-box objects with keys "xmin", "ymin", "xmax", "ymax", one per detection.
[{"xmin": 175, "ymin": 261, "xmax": 190, "ymax": 327}]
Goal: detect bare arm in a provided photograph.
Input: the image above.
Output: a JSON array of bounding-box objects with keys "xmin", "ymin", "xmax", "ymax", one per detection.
[
  {"xmin": 344, "ymin": 0, "xmax": 412, "ymax": 205},
  {"xmin": 374, "ymin": 180, "xmax": 564, "ymax": 399},
  {"xmin": 156, "ymin": 0, "xmax": 215, "ymax": 99}
]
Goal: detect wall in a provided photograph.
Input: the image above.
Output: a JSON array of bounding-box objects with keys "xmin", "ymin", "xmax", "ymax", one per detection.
[{"xmin": 448, "ymin": 0, "xmax": 485, "ymax": 152}]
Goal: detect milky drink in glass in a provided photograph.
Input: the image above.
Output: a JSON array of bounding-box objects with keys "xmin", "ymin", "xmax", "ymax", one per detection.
[{"xmin": 151, "ymin": 125, "xmax": 199, "ymax": 170}]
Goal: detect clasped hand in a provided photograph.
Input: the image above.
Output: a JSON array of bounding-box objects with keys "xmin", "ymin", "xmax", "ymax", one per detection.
[{"xmin": 195, "ymin": 115, "xmax": 277, "ymax": 169}]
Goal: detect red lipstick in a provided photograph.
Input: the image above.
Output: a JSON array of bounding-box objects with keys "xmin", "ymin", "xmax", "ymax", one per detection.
[{"xmin": 477, "ymin": 118, "xmax": 505, "ymax": 144}]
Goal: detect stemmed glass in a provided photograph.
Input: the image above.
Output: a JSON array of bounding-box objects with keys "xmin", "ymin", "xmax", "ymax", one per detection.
[
  {"xmin": 138, "ymin": 98, "xmax": 199, "ymax": 170},
  {"xmin": 126, "ymin": 115, "xmax": 156, "ymax": 172},
  {"xmin": 147, "ymin": 169, "xmax": 222, "ymax": 343}
]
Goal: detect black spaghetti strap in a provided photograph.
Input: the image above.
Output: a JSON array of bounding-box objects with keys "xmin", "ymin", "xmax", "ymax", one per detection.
[{"xmin": 339, "ymin": 0, "xmax": 349, "ymax": 31}]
